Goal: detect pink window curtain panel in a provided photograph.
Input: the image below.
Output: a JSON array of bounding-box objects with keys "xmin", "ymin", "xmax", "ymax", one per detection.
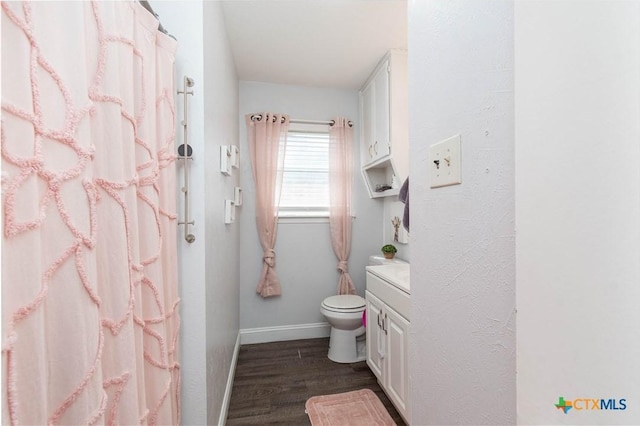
[
  {"xmin": 1, "ymin": 2, "xmax": 180, "ymax": 425},
  {"xmin": 245, "ymin": 113, "xmax": 290, "ymax": 297},
  {"xmin": 329, "ymin": 118, "xmax": 356, "ymax": 295}
]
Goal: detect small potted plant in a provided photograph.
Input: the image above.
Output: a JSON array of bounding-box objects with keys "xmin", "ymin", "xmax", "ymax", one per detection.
[{"xmin": 381, "ymin": 244, "xmax": 397, "ymax": 259}]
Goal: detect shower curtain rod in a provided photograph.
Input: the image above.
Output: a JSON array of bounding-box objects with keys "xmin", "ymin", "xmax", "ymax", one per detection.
[
  {"xmin": 250, "ymin": 114, "xmax": 353, "ymax": 128},
  {"xmin": 139, "ymin": 0, "xmax": 176, "ymax": 40}
]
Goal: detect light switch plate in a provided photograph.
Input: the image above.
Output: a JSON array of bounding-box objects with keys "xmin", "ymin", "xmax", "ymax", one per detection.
[{"xmin": 429, "ymin": 134, "xmax": 461, "ymax": 188}]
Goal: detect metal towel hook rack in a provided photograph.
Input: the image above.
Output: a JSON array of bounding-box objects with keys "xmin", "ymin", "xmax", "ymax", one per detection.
[{"xmin": 178, "ymin": 76, "xmax": 195, "ymax": 243}]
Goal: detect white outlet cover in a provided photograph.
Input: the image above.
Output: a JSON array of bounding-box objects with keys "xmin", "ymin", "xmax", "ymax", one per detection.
[{"xmin": 429, "ymin": 134, "xmax": 462, "ymax": 188}]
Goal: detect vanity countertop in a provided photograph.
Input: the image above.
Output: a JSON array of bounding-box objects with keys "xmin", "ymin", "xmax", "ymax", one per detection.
[{"xmin": 366, "ymin": 264, "xmax": 410, "ymax": 294}]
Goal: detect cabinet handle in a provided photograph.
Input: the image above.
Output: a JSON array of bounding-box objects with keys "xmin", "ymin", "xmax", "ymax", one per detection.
[
  {"xmin": 369, "ymin": 145, "xmax": 374, "ymax": 158},
  {"xmin": 383, "ymin": 313, "xmax": 388, "ymax": 335},
  {"xmin": 377, "ymin": 313, "xmax": 381, "ymax": 328},
  {"xmin": 374, "ymin": 140, "xmax": 378, "ymax": 155}
]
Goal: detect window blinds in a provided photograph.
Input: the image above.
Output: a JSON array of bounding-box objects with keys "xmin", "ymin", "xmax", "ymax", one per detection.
[{"xmin": 279, "ymin": 130, "xmax": 330, "ymax": 217}]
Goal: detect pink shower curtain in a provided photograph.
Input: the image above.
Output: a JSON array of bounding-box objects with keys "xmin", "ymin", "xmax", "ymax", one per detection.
[
  {"xmin": 329, "ymin": 118, "xmax": 356, "ymax": 295},
  {"xmin": 1, "ymin": 2, "xmax": 180, "ymax": 424},
  {"xmin": 246, "ymin": 113, "xmax": 290, "ymax": 297}
]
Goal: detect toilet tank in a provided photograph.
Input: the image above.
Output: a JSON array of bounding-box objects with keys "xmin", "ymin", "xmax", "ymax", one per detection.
[{"xmin": 368, "ymin": 255, "xmax": 408, "ymax": 266}]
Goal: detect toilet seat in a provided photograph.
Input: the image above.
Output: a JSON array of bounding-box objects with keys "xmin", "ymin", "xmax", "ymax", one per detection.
[{"xmin": 321, "ymin": 295, "xmax": 366, "ymax": 313}]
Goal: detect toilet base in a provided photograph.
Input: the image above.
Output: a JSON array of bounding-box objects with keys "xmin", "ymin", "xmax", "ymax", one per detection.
[{"xmin": 327, "ymin": 326, "xmax": 366, "ymax": 363}]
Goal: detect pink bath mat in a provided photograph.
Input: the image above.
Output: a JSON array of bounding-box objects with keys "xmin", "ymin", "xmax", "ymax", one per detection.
[{"xmin": 305, "ymin": 389, "xmax": 396, "ymax": 426}]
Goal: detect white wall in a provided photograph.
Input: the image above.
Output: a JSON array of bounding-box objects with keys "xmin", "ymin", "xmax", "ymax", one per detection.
[
  {"xmin": 152, "ymin": 2, "xmax": 240, "ymax": 424},
  {"xmin": 238, "ymin": 81, "xmax": 384, "ymax": 333},
  {"xmin": 515, "ymin": 2, "xmax": 640, "ymax": 424},
  {"xmin": 408, "ymin": 1, "xmax": 516, "ymax": 424},
  {"xmin": 202, "ymin": 2, "xmax": 240, "ymax": 425}
]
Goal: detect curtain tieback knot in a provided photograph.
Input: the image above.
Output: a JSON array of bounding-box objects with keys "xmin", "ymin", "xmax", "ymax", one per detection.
[
  {"xmin": 263, "ymin": 249, "xmax": 276, "ymax": 267},
  {"xmin": 337, "ymin": 261, "xmax": 348, "ymax": 273}
]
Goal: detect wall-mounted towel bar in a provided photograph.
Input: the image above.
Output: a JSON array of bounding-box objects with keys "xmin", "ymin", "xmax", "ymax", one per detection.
[{"xmin": 178, "ymin": 76, "xmax": 195, "ymax": 243}]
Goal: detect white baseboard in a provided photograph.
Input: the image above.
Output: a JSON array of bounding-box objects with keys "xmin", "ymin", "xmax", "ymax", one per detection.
[
  {"xmin": 239, "ymin": 322, "xmax": 331, "ymax": 345},
  {"xmin": 218, "ymin": 332, "xmax": 240, "ymax": 426}
]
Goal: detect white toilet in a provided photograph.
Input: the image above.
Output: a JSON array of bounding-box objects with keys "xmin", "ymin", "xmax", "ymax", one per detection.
[
  {"xmin": 321, "ymin": 294, "xmax": 367, "ymax": 363},
  {"xmin": 320, "ymin": 255, "xmax": 408, "ymax": 363}
]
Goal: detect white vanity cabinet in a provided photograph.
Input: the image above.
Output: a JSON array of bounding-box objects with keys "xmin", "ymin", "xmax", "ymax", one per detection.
[
  {"xmin": 359, "ymin": 49, "xmax": 408, "ymax": 198},
  {"xmin": 365, "ymin": 291, "xmax": 385, "ymax": 379},
  {"xmin": 365, "ymin": 266, "xmax": 410, "ymax": 424}
]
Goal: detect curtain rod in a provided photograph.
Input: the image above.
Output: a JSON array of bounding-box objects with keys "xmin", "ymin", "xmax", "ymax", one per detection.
[
  {"xmin": 139, "ymin": 0, "xmax": 176, "ymax": 40},
  {"xmin": 250, "ymin": 114, "xmax": 353, "ymax": 128}
]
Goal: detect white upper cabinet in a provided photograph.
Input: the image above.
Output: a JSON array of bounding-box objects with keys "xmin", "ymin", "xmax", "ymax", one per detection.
[
  {"xmin": 362, "ymin": 62, "xmax": 391, "ymax": 164},
  {"xmin": 359, "ymin": 50, "xmax": 408, "ymax": 198},
  {"xmin": 361, "ymin": 78, "xmax": 376, "ymax": 159}
]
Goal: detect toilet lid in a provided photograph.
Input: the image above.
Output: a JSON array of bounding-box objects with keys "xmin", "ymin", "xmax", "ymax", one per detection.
[{"xmin": 322, "ymin": 295, "xmax": 366, "ymax": 312}]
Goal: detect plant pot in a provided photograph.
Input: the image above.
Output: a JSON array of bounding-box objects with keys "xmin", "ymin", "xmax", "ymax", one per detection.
[{"xmin": 383, "ymin": 252, "xmax": 395, "ymax": 259}]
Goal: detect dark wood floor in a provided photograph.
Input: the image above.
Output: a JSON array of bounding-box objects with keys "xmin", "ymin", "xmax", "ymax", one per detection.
[{"xmin": 226, "ymin": 337, "xmax": 406, "ymax": 425}]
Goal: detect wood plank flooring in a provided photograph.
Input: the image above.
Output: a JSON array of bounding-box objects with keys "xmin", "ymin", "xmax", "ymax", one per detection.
[{"xmin": 226, "ymin": 337, "xmax": 406, "ymax": 425}]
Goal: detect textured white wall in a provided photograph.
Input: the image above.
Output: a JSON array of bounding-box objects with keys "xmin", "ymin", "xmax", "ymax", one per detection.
[
  {"xmin": 408, "ymin": 1, "xmax": 516, "ymax": 424},
  {"xmin": 515, "ymin": 2, "xmax": 640, "ymax": 424},
  {"xmin": 238, "ymin": 81, "xmax": 384, "ymax": 330},
  {"xmin": 152, "ymin": 2, "xmax": 240, "ymax": 424}
]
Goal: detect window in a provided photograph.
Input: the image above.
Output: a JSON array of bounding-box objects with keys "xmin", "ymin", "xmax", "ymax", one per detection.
[{"xmin": 278, "ymin": 125, "xmax": 330, "ymax": 218}]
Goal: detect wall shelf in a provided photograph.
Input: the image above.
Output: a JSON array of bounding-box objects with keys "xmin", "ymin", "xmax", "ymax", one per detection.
[{"xmin": 361, "ymin": 157, "xmax": 400, "ymax": 198}]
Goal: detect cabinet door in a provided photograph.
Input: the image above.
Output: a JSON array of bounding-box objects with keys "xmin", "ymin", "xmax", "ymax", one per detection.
[
  {"xmin": 385, "ymin": 306, "xmax": 410, "ymax": 419},
  {"xmin": 361, "ymin": 82, "xmax": 376, "ymax": 164},
  {"xmin": 372, "ymin": 62, "xmax": 390, "ymax": 160},
  {"xmin": 365, "ymin": 291, "xmax": 384, "ymax": 382}
]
